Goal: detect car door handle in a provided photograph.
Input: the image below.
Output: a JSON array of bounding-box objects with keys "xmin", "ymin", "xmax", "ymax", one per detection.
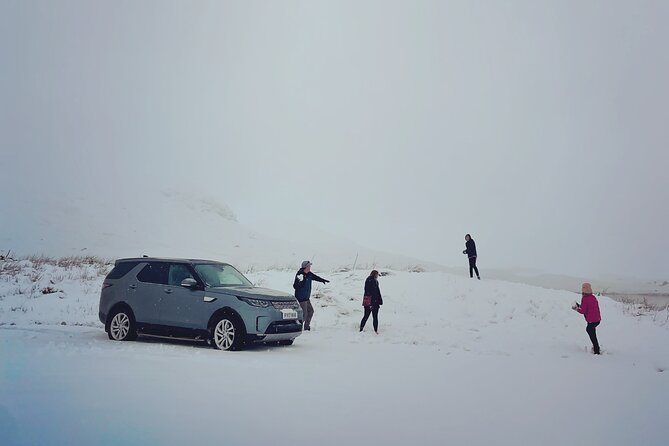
[
  {"xmin": 164, "ymin": 288, "xmax": 173, "ymax": 294},
  {"xmin": 128, "ymin": 284, "xmax": 137, "ymax": 289}
]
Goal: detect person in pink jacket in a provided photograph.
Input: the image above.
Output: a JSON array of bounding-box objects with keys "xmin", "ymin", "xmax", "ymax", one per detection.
[{"xmin": 572, "ymin": 282, "xmax": 602, "ymax": 354}]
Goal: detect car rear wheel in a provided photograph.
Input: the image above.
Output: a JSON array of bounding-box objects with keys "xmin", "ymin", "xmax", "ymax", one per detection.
[
  {"xmin": 108, "ymin": 309, "xmax": 137, "ymax": 341},
  {"xmin": 211, "ymin": 315, "xmax": 245, "ymax": 351}
]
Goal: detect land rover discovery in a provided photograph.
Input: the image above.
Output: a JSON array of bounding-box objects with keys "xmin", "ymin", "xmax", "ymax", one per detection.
[{"xmin": 99, "ymin": 258, "xmax": 302, "ymax": 350}]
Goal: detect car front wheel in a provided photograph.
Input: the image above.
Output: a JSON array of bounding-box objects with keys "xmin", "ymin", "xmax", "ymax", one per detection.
[{"xmin": 211, "ymin": 315, "xmax": 245, "ymax": 351}]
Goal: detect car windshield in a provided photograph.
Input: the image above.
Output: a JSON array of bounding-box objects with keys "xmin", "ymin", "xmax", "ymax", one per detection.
[{"xmin": 194, "ymin": 263, "xmax": 253, "ymax": 288}]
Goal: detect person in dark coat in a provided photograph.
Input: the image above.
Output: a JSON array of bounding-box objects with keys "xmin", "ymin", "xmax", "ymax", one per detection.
[
  {"xmin": 293, "ymin": 260, "xmax": 329, "ymax": 331},
  {"xmin": 463, "ymin": 234, "xmax": 480, "ymax": 279},
  {"xmin": 360, "ymin": 270, "xmax": 383, "ymax": 333}
]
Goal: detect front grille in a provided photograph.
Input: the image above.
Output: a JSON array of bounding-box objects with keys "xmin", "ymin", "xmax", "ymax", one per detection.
[
  {"xmin": 272, "ymin": 300, "xmax": 299, "ymax": 310},
  {"xmin": 265, "ymin": 320, "xmax": 302, "ymax": 334}
]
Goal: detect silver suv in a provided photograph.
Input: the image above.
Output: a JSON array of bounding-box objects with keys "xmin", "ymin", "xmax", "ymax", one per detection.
[{"xmin": 99, "ymin": 258, "xmax": 303, "ymax": 350}]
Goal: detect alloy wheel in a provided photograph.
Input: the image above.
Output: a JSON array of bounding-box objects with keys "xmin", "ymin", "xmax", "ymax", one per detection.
[
  {"xmin": 214, "ymin": 319, "xmax": 235, "ymax": 350},
  {"xmin": 110, "ymin": 313, "xmax": 130, "ymax": 340}
]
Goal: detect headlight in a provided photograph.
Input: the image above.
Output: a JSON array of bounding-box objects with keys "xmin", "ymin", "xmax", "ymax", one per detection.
[{"xmin": 237, "ymin": 297, "xmax": 271, "ymax": 308}]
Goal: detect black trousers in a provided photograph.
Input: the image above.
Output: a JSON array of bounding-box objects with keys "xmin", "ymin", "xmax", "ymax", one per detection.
[
  {"xmin": 586, "ymin": 321, "xmax": 601, "ymax": 354},
  {"xmin": 360, "ymin": 307, "xmax": 379, "ymax": 332},
  {"xmin": 468, "ymin": 257, "xmax": 479, "ymax": 278}
]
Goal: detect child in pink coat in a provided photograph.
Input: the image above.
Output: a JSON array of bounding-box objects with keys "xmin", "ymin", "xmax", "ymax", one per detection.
[{"xmin": 572, "ymin": 282, "xmax": 602, "ymax": 354}]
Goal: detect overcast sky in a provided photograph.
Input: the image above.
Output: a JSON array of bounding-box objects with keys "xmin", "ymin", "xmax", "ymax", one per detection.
[{"xmin": 2, "ymin": 1, "xmax": 668, "ymax": 279}]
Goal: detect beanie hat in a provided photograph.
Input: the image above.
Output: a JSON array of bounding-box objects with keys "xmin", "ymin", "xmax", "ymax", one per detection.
[
  {"xmin": 301, "ymin": 260, "xmax": 312, "ymax": 269},
  {"xmin": 582, "ymin": 283, "xmax": 593, "ymax": 294}
]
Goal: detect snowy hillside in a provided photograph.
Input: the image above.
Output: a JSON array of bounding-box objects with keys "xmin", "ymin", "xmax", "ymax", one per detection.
[
  {"xmin": 4, "ymin": 189, "xmax": 665, "ymax": 297},
  {"xmin": 1, "ymin": 258, "xmax": 668, "ymax": 445},
  {"xmin": 0, "ymin": 189, "xmax": 439, "ymax": 272}
]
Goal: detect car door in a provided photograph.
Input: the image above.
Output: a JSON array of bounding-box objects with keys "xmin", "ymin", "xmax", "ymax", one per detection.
[
  {"xmin": 158, "ymin": 263, "xmax": 207, "ymax": 330},
  {"xmin": 131, "ymin": 262, "xmax": 169, "ymax": 325}
]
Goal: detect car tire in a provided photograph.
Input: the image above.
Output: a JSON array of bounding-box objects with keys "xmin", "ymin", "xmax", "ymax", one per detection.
[
  {"xmin": 211, "ymin": 314, "xmax": 245, "ymax": 351},
  {"xmin": 277, "ymin": 340, "xmax": 294, "ymax": 346},
  {"xmin": 107, "ymin": 308, "xmax": 137, "ymax": 341}
]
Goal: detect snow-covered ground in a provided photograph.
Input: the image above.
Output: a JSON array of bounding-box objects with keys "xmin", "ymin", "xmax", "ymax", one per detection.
[{"xmin": 1, "ymin": 258, "xmax": 668, "ymax": 445}]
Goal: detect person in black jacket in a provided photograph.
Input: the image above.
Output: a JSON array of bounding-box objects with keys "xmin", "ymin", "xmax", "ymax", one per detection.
[
  {"xmin": 293, "ymin": 260, "xmax": 329, "ymax": 331},
  {"xmin": 463, "ymin": 234, "xmax": 480, "ymax": 279},
  {"xmin": 360, "ymin": 270, "xmax": 383, "ymax": 333}
]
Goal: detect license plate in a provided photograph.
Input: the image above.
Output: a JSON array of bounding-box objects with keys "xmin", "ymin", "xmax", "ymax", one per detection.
[{"xmin": 281, "ymin": 309, "xmax": 298, "ymax": 320}]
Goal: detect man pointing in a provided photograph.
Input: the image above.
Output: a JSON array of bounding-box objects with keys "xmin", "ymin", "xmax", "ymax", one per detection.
[{"xmin": 293, "ymin": 261, "xmax": 330, "ymax": 331}]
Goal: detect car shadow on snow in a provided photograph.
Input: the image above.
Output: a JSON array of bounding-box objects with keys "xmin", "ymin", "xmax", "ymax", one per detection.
[
  {"xmin": 1, "ymin": 325, "xmax": 298, "ymax": 352},
  {"xmin": 132, "ymin": 334, "xmax": 296, "ymax": 352}
]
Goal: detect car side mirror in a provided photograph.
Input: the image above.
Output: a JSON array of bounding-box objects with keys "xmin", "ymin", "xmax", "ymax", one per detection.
[{"xmin": 181, "ymin": 278, "xmax": 198, "ymax": 289}]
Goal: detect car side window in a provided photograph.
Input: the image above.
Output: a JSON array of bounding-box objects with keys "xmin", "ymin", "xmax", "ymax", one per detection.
[
  {"xmin": 106, "ymin": 261, "xmax": 140, "ymax": 280},
  {"xmin": 137, "ymin": 262, "xmax": 169, "ymax": 285},
  {"xmin": 168, "ymin": 264, "xmax": 195, "ymax": 286}
]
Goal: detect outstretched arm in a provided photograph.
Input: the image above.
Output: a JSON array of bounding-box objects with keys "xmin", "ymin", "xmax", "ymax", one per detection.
[{"xmin": 309, "ymin": 272, "xmax": 330, "ymax": 283}]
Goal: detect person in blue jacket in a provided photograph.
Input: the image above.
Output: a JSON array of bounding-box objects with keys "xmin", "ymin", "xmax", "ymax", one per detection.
[{"xmin": 293, "ymin": 261, "xmax": 329, "ymax": 330}]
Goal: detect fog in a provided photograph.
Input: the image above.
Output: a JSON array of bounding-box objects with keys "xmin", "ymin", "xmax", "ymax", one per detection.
[{"xmin": 2, "ymin": 1, "xmax": 668, "ymax": 279}]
